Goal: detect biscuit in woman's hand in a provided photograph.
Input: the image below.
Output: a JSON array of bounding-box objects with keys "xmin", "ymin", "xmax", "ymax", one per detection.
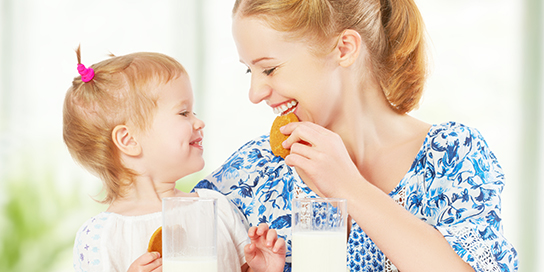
[
  {"xmin": 147, "ymin": 226, "xmax": 162, "ymax": 256},
  {"xmin": 270, "ymin": 112, "xmax": 299, "ymax": 159}
]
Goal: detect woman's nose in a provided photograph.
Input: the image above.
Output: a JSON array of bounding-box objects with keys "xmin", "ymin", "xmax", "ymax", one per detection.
[{"xmin": 248, "ymin": 75, "xmax": 272, "ymax": 104}]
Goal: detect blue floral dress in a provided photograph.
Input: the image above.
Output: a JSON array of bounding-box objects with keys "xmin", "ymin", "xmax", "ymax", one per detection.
[{"xmin": 194, "ymin": 122, "xmax": 518, "ymax": 271}]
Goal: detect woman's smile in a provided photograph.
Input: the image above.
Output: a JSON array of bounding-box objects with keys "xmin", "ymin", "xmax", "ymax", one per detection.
[{"xmin": 271, "ymin": 100, "xmax": 298, "ymax": 116}]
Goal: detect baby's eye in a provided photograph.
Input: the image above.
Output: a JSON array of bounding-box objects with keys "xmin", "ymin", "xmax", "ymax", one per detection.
[
  {"xmin": 180, "ymin": 111, "xmax": 197, "ymax": 117},
  {"xmin": 263, "ymin": 67, "xmax": 276, "ymax": 76}
]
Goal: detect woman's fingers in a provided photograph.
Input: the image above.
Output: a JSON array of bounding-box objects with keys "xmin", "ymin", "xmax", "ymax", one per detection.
[
  {"xmin": 279, "ymin": 121, "xmax": 359, "ymax": 198},
  {"xmin": 280, "ymin": 122, "xmax": 316, "ymax": 149}
]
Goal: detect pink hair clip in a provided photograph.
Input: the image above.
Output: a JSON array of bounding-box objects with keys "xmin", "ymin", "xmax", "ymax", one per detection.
[{"xmin": 77, "ymin": 63, "xmax": 95, "ymax": 82}]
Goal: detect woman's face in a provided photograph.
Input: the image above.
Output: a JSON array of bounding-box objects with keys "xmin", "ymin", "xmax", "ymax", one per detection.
[{"xmin": 232, "ymin": 16, "xmax": 344, "ymax": 127}]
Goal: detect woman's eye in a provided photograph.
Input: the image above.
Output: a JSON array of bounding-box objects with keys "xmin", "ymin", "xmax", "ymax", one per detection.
[
  {"xmin": 263, "ymin": 67, "xmax": 276, "ymax": 76},
  {"xmin": 245, "ymin": 68, "xmax": 251, "ymax": 74}
]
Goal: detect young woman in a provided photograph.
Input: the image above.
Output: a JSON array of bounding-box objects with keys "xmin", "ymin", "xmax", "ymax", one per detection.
[{"xmin": 194, "ymin": 0, "xmax": 518, "ymax": 271}]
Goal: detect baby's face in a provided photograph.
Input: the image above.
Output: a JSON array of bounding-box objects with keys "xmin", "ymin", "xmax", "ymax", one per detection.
[{"xmin": 136, "ymin": 74, "xmax": 205, "ymax": 182}]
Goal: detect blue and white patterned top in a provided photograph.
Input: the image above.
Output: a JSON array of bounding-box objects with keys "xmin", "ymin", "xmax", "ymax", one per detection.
[{"xmin": 194, "ymin": 122, "xmax": 518, "ymax": 271}]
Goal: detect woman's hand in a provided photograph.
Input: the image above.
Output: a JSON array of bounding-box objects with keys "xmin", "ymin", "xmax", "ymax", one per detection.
[
  {"xmin": 281, "ymin": 121, "xmax": 363, "ymax": 198},
  {"xmin": 127, "ymin": 252, "xmax": 162, "ymax": 272},
  {"xmin": 244, "ymin": 223, "xmax": 286, "ymax": 272}
]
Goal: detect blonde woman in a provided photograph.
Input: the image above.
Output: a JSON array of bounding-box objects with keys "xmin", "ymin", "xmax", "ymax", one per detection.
[{"xmin": 194, "ymin": 0, "xmax": 518, "ymax": 271}]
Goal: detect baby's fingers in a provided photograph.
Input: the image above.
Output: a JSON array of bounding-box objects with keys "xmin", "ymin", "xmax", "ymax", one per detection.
[
  {"xmin": 140, "ymin": 252, "xmax": 161, "ymax": 265},
  {"xmin": 128, "ymin": 252, "xmax": 162, "ymax": 272},
  {"xmin": 265, "ymin": 228, "xmax": 278, "ymax": 246},
  {"xmin": 256, "ymin": 223, "xmax": 270, "ymax": 236},
  {"xmin": 244, "ymin": 243, "xmax": 257, "ymax": 260},
  {"xmin": 273, "ymin": 237, "xmax": 286, "ymax": 254},
  {"xmin": 248, "ymin": 226, "xmax": 259, "ymax": 238}
]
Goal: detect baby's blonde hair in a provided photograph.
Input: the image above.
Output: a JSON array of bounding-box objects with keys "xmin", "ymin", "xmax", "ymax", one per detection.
[
  {"xmin": 63, "ymin": 47, "xmax": 186, "ymax": 203},
  {"xmin": 233, "ymin": 0, "xmax": 427, "ymax": 113}
]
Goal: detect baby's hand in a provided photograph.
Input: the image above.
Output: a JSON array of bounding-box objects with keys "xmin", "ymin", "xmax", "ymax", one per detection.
[
  {"xmin": 127, "ymin": 252, "xmax": 162, "ymax": 272},
  {"xmin": 245, "ymin": 223, "xmax": 286, "ymax": 272}
]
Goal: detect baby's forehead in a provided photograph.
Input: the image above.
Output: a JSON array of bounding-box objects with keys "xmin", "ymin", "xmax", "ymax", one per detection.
[{"xmin": 154, "ymin": 75, "xmax": 194, "ymax": 103}]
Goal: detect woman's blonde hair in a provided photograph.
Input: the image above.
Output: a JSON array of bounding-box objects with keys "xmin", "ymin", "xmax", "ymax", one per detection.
[
  {"xmin": 233, "ymin": 0, "xmax": 427, "ymax": 113},
  {"xmin": 63, "ymin": 47, "xmax": 186, "ymax": 203}
]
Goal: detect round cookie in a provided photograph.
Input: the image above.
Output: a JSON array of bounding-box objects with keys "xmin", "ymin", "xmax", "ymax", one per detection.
[
  {"xmin": 147, "ymin": 226, "xmax": 162, "ymax": 256},
  {"xmin": 270, "ymin": 112, "xmax": 299, "ymax": 159}
]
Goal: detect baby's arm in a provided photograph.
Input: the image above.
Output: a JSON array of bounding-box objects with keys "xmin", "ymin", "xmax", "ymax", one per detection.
[
  {"xmin": 243, "ymin": 223, "xmax": 286, "ymax": 272},
  {"xmin": 127, "ymin": 252, "xmax": 162, "ymax": 272}
]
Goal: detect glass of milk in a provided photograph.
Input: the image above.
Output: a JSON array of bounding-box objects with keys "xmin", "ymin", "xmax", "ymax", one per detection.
[
  {"xmin": 292, "ymin": 198, "xmax": 348, "ymax": 272},
  {"xmin": 162, "ymin": 197, "xmax": 218, "ymax": 272}
]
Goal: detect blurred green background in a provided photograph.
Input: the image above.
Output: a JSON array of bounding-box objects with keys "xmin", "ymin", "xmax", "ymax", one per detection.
[
  {"xmin": 0, "ymin": 170, "xmax": 201, "ymax": 272},
  {"xmin": 1, "ymin": 0, "xmax": 542, "ymax": 271}
]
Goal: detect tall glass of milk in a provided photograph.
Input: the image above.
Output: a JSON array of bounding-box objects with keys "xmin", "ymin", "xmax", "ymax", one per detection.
[
  {"xmin": 162, "ymin": 197, "xmax": 218, "ymax": 272},
  {"xmin": 292, "ymin": 198, "xmax": 348, "ymax": 272}
]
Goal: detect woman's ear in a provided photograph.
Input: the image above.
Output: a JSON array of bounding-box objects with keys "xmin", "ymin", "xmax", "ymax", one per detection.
[
  {"xmin": 112, "ymin": 125, "xmax": 142, "ymax": 157},
  {"xmin": 335, "ymin": 29, "xmax": 362, "ymax": 68}
]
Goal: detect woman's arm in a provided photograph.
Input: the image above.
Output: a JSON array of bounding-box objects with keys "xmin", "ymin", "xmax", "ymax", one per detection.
[
  {"xmin": 282, "ymin": 121, "xmax": 475, "ymax": 272},
  {"xmin": 342, "ymin": 178, "xmax": 474, "ymax": 271}
]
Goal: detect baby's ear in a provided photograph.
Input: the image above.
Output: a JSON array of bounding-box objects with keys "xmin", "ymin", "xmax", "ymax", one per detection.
[{"xmin": 112, "ymin": 125, "xmax": 142, "ymax": 156}]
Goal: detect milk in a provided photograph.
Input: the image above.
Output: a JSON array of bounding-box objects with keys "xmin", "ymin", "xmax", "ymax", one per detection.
[
  {"xmin": 291, "ymin": 231, "xmax": 347, "ymax": 272},
  {"xmin": 163, "ymin": 256, "xmax": 218, "ymax": 272}
]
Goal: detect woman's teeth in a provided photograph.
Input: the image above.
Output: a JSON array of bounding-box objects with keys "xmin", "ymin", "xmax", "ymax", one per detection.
[{"xmin": 273, "ymin": 100, "xmax": 298, "ymax": 115}]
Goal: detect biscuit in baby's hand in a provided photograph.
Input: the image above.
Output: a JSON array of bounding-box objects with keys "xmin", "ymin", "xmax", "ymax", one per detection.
[
  {"xmin": 270, "ymin": 112, "xmax": 299, "ymax": 159},
  {"xmin": 147, "ymin": 226, "xmax": 162, "ymax": 256}
]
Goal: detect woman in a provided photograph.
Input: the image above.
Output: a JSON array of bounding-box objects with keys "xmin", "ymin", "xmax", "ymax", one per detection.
[{"xmin": 194, "ymin": 0, "xmax": 518, "ymax": 271}]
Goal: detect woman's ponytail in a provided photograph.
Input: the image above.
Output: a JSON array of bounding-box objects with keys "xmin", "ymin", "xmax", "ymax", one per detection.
[{"xmin": 379, "ymin": 0, "xmax": 427, "ymax": 113}]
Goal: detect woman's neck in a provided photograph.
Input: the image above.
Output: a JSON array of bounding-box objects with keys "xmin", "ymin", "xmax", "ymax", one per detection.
[{"xmin": 329, "ymin": 79, "xmax": 430, "ymax": 190}]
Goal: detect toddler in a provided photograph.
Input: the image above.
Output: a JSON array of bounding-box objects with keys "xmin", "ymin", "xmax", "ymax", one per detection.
[{"xmin": 64, "ymin": 46, "xmax": 285, "ymax": 272}]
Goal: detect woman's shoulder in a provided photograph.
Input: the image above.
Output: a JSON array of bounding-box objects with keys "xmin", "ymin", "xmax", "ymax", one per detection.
[
  {"xmin": 414, "ymin": 121, "xmax": 503, "ymax": 186},
  {"xmin": 428, "ymin": 121, "xmax": 484, "ymax": 140},
  {"xmin": 425, "ymin": 121, "xmax": 491, "ymax": 157}
]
